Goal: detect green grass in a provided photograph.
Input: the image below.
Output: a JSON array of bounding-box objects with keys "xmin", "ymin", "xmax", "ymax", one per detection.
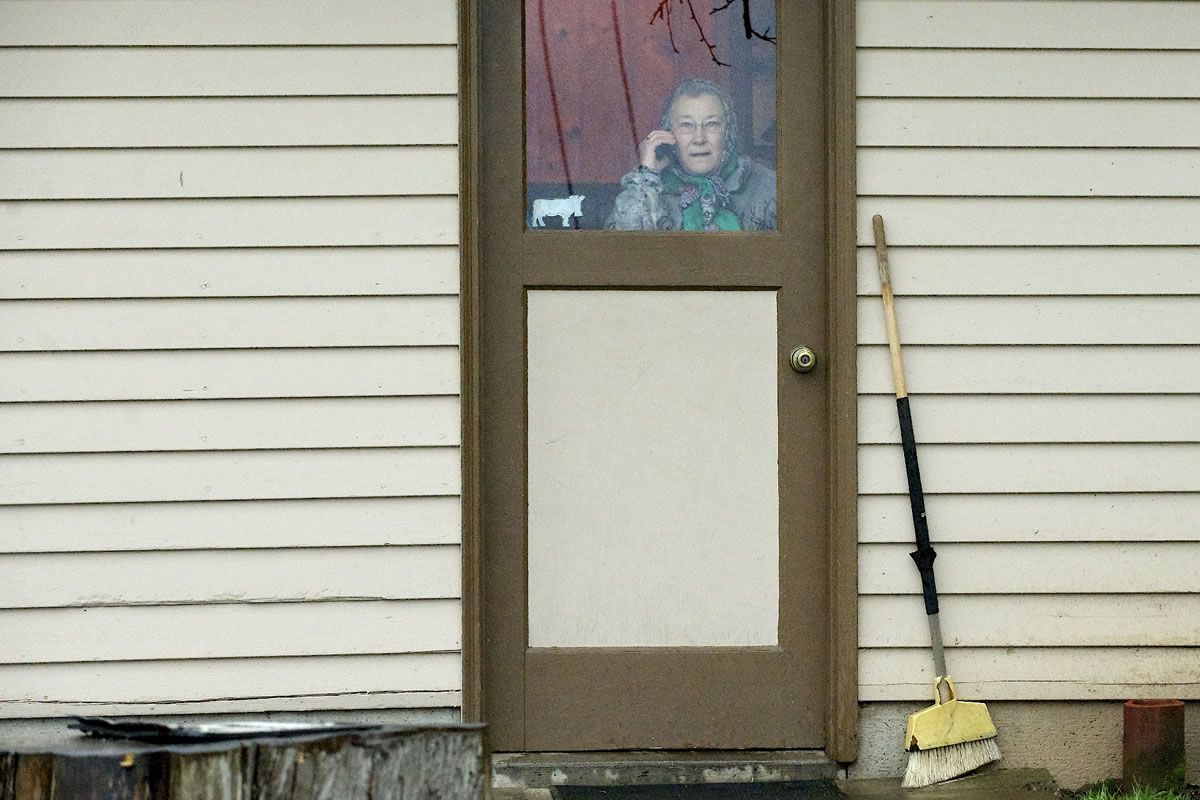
[{"xmin": 1074, "ymin": 781, "xmax": 1194, "ymax": 800}]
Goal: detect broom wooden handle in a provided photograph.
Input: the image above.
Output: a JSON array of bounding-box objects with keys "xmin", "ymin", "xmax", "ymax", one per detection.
[
  {"xmin": 873, "ymin": 214, "xmax": 908, "ymax": 400},
  {"xmin": 872, "ymin": 215, "xmax": 943, "ymax": 628}
]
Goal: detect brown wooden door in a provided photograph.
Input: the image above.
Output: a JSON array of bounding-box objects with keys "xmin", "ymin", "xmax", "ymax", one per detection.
[{"xmin": 479, "ymin": 0, "xmax": 830, "ymax": 751}]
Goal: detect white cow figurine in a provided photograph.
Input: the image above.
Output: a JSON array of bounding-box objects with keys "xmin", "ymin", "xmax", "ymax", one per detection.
[{"xmin": 530, "ymin": 194, "xmax": 585, "ymax": 227}]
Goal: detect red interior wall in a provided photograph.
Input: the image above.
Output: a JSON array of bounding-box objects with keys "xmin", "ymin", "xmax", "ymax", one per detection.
[{"xmin": 525, "ymin": 0, "xmax": 748, "ymax": 186}]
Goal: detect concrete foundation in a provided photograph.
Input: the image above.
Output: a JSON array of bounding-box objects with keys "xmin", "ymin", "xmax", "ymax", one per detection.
[
  {"xmin": 852, "ymin": 701, "xmax": 1200, "ymax": 790},
  {"xmin": 493, "ymin": 751, "xmax": 837, "ymax": 788}
]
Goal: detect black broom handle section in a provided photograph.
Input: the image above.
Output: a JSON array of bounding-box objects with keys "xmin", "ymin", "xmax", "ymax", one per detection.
[{"xmin": 897, "ymin": 396, "xmax": 940, "ymax": 617}]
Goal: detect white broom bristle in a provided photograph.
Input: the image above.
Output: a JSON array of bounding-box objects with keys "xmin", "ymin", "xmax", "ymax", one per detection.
[{"xmin": 902, "ymin": 737, "xmax": 1001, "ymax": 788}]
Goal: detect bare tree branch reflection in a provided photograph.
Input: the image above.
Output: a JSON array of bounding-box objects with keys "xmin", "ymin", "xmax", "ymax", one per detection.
[{"xmin": 651, "ymin": 0, "xmax": 775, "ymax": 66}]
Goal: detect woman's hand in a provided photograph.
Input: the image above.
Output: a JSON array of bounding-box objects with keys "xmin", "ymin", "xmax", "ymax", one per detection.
[{"xmin": 639, "ymin": 130, "xmax": 677, "ymax": 171}]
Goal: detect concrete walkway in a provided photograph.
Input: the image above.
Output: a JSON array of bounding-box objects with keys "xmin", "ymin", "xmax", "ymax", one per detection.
[{"xmin": 494, "ymin": 768, "xmax": 1060, "ymax": 799}]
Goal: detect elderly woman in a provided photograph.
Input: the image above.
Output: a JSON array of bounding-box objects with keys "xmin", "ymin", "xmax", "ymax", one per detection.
[{"xmin": 605, "ymin": 78, "xmax": 777, "ymax": 231}]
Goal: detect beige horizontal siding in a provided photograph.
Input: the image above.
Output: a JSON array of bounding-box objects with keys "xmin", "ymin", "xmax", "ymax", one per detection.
[
  {"xmin": 861, "ymin": 648, "xmax": 1200, "ymax": 701},
  {"xmin": 860, "ymin": 444, "xmax": 1200, "ymax": 494},
  {"xmin": 858, "ymin": 345, "xmax": 1200, "ymax": 394},
  {"xmin": 0, "ymin": 248, "xmax": 459, "ymax": 299},
  {"xmin": 1, "ymin": 297, "xmax": 460, "ymax": 350},
  {"xmin": 858, "ymin": 1, "xmax": 1200, "ymax": 49},
  {"xmin": 859, "ymin": 395, "xmax": 1200, "ymax": 444},
  {"xmin": 860, "ymin": 50, "xmax": 1200, "ymax": 98},
  {"xmin": 1, "ymin": 198, "xmax": 459, "ymax": 250},
  {"xmin": 858, "ymin": 0, "xmax": 1200, "ymax": 702},
  {"xmin": 859, "ymin": 198, "xmax": 1200, "ymax": 246},
  {"xmin": 0, "ymin": 600, "xmax": 461, "ymax": 662},
  {"xmin": 0, "ymin": 47, "xmax": 458, "ymax": 97},
  {"xmin": 0, "ymin": 347, "xmax": 460, "ymax": 401},
  {"xmin": 0, "ymin": 547, "xmax": 460, "ymax": 607},
  {"xmin": 860, "ymin": 99, "xmax": 1200, "ymax": 147},
  {"xmin": 861, "ymin": 543, "xmax": 1200, "ymax": 595},
  {"xmin": 0, "ymin": 397, "xmax": 460, "ymax": 453},
  {"xmin": 0, "ymin": 448, "xmax": 459, "ymax": 505},
  {"xmin": 0, "ymin": 497, "xmax": 461, "ymax": 553},
  {"xmin": 0, "ymin": 1, "xmax": 457, "ymax": 46},
  {"xmin": 858, "ymin": 296, "xmax": 1200, "ymax": 344},
  {"xmin": 855, "ymin": 248, "xmax": 1200, "ymax": 295},
  {"xmin": 860, "ymin": 493, "xmax": 1200, "ymax": 543},
  {"xmin": 0, "ymin": 148, "xmax": 460, "ymax": 200},
  {"xmin": 862, "ymin": 595, "xmax": 1200, "ymax": 648},
  {"xmin": 2, "ymin": 1, "xmax": 463, "ymax": 718},
  {"xmin": 858, "ymin": 150, "xmax": 1200, "ymax": 198},
  {"xmin": 0, "ymin": 97, "xmax": 458, "ymax": 147},
  {"xmin": 0, "ymin": 689, "xmax": 461, "ymax": 720},
  {"xmin": 0, "ymin": 654, "xmax": 461, "ymax": 718}
]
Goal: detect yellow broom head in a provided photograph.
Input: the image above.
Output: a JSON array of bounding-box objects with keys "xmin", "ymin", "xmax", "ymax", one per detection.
[
  {"xmin": 905, "ymin": 682, "xmax": 997, "ymax": 752},
  {"xmin": 903, "ymin": 677, "xmax": 1001, "ymax": 788}
]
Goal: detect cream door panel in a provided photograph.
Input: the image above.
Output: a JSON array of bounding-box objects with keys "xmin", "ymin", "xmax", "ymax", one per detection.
[{"xmin": 527, "ymin": 289, "xmax": 779, "ymax": 648}]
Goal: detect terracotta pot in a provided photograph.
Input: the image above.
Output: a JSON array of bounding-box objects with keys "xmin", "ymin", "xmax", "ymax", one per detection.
[{"xmin": 1123, "ymin": 698, "xmax": 1185, "ymax": 791}]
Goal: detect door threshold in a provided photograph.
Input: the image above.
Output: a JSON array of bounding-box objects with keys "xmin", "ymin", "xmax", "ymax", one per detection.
[{"xmin": 492, "ymin": 750, "xmax": 838, "ymax": 788}]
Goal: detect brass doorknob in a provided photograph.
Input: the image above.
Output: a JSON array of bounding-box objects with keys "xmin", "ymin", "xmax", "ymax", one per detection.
[{"xmin": 789, "ymin": 346, "xmax": 817, "ymax": 374}]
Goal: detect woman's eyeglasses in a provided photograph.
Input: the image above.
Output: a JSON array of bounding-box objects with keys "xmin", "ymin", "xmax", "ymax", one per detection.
[{"xmin": 671, "ymin": 119, "xmax": 725, "ymax": 136}]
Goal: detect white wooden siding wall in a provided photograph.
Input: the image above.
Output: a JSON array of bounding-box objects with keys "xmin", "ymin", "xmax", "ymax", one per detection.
[
  {"xmin": 0, "ymin": 1, "xmax": 463, "ymax": 716},
  {"xmin": 857, "ymin": 0, "xmax": 1200, "ymax": 701}
]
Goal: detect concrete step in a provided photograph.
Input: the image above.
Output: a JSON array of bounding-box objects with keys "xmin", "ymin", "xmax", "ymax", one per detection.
[
  {"xmin": 493, "ymin": 751, "xmax": 838, "ymax": 790},
  {"xmin": 491, "ymin": 767, "xmax": 1059, "ymax": 800}
]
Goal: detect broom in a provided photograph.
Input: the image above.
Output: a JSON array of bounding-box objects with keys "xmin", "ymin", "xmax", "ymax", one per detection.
[{"xmin": 871, "ymin": 214, "xmax": 1002, "ymax": 788}]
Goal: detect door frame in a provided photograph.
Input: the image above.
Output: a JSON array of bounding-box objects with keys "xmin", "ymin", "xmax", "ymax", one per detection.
[{"xmin": 458, "ymin": 0, "xmax": 858, "ymax": 762}]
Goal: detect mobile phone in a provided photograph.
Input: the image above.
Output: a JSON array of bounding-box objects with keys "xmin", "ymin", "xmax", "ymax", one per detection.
[{"xmin": 654, "ymin": 143, "xmax": 674, "ymax": 161}]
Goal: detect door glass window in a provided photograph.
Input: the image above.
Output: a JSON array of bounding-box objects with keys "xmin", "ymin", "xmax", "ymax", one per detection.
[{"xmin": 525, "ymin": 0, "xmax": 777, "ymax": 231}]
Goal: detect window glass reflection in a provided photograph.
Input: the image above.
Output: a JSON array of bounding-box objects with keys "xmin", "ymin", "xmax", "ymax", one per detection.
[{"xmin": 526, "ymin": 0, "xmax": 777, "ymax": 231}]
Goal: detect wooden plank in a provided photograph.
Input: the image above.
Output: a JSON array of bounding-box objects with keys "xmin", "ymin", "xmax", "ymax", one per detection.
[
  {"xmin": 0, "ymin": 1, "xmax": 458, "ymax": 46},
  {"xmin": 248, "ymin": 727, "xmax": 485, "ymax": 800},
  {"xmin": 0, "ymin": 148, "xmax": 459, "ymax": 201},
  {"xmin": 858, "ymin": 1, "xmax": 1200, "ymax": 49},
  {"xmin": 859, "ymin": 99, "xmax": 1200, "ymax": 148},
  {"xmin": 860, "ymin": 542, "xmax": 1200, "ymax": 594},
  {"xmin": 858, "ymin": 296, "xmax": 1200, "ymax": 345},
  {"xmin": 0, "ymin": 496, "xmax": 461, "ymax": 553},
  {"xmin": 49, "ymin": 751, "xmax": 158, "ymax": 800},
  {"xmin": 0, "ymin": 296, "xmax": 460, "ymax": 351},
  {"xmin": 0, "ymin": 545, "xmax": 460, "ymax": 607},
  {"xmin": 860, "ymin": 594, "xmax": 1200, "ymax": 648},
  {"xmin": 858, "ymin": 149, "xmax": 1200, "ymax": 198},
  {"xmin": 859, "ymin": 647, "xmax": 1200, "ymax": 701},
  {"xmin": 0, "ymin": 97, "xmax": 458, "ymax": 147},
  {"xmin": 859, "ymin": 493, "xmax": 1200, "ymax": 544},
  {"xmin": 855, "ymin": 247, "xmax": 1200, "ymax": 296},
  {"xmin": 858, "ymin": 345, "xmax": 1200, "ymax": 395},
  {"xmin": 0, "ymin": 197, "xmax": 459, "ymax": 250},
  {"xmin": 859, "ymin": 50, "xmax": 1200, "ymax": 99},
  {"xmin": 0, "ymin": 46, "xmax": 457, "ymax": 97},
  {"xmin": 858, "ymin": 198, "xmax": 1200, "ymax": 247},
  {"xmin": 0, "ymin": 689, "xmax": 461, "ymax": 719},
  {"xmin": 0, "ymin": 396, "xmax": 461, "ymax": 453},
  {"xmin": 0, "ymin": 346, "xmax": 459, "ymax": 401},
  {"xmin": 0, "ymin": 600, "xmax": 461, "ymax": 663},
  {"xmin": 861, "ymin": 492, "xmax": 1200, "ymax": 545},
  {"xmin": 0, "ymin": 447, "xmax": 460, "ymax": 504},
  {"xmin": 858, "ymin": 395, "xmax": 1200, "ymax": 444},
  {"xmin": 168, "ymin": 750, "xmax": 242, "ymax": 800},
  {"xmin": 0, "ymin": 653, "xmax": 460, "ymax": 716},
  {"xmin": 862, "ymin": 439, "xmax": 1200, "ymax": 495},
  {"xmin": 0, "ymin": 247, "xmax": 459, "ymax": 299},
  {"xmin": 860, "ymin": 443, "xmax": 1200, "ymax": 495}
]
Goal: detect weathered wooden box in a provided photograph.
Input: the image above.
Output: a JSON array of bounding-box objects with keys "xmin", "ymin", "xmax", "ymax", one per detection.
[{"xmin": 0, "ymin": 723, "xmax": 487, "ymax": 800}]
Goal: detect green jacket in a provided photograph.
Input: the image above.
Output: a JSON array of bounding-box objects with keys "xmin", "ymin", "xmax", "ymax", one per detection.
[{"xmin": 604, "ymin": 156, "xmax": 778, "ymax": 231}]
